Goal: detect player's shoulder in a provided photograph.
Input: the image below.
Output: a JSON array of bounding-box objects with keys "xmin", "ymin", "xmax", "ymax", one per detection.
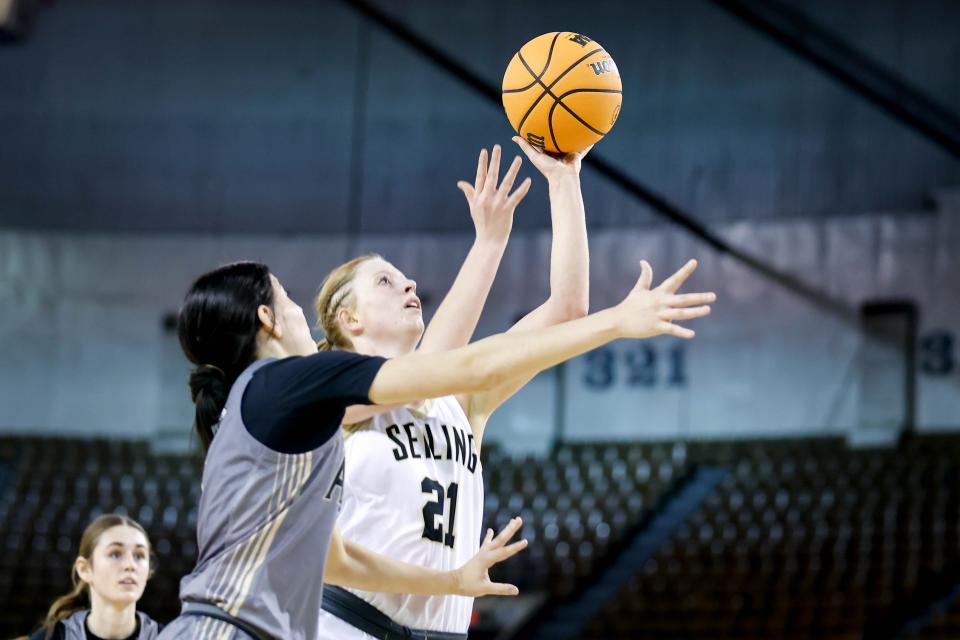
[
  {"xmin": 342, "ymin": 418, "xmax": 399, "ymax": 456},
  {"xmin": 28, "ymin": 622, "xmax": 64, "ymax": 640},
  {"xmin": 427, "ymin": 396, "xmax": 469, "ymax": 421},
  {"xmin": 346, "ymin": 396, "xmax": 467, "ymax": 431}
]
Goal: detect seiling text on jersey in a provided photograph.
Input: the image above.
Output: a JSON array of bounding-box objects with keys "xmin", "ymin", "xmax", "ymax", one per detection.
[{"xmin": 385, "ymin": 421, "xmax": 479, "ymax": 474}]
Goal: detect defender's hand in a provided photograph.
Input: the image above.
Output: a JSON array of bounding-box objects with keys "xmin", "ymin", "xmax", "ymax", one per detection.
[
  {"xmin": 615, "ymin": 259, "xmax": 716, "ymax": 339},
  {"xmin": 453, "ymin": 516, "xmax": 528, "ymax": 597}
]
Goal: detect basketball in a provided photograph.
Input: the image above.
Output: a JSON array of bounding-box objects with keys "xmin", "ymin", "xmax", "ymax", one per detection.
[{"xmin": 502, "ymin": 32, "xmax": 622, "ymax": 155}]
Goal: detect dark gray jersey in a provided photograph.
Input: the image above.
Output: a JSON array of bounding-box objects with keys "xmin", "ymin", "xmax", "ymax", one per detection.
[{"xmin": 176, "ymin": 358, "xmax": 350, "ymax": 640}]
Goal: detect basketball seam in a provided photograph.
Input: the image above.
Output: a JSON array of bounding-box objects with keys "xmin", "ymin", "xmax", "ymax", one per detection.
[
  {"xmin": 548, "ymin": 97, "xmax": 600, "ymax": 149},
  {"xmin": 545, "ymin": 47, "xmax": 606, "ymax": 92},
  {"xmin": 518, "ymin": 48, "xmax": 605, "ymax": 132},
  {"xmin": 548, "ymin": 103, "xmax": 562, "ymax": 154},
  {"xmin": 503, "ymin": 32, "xmax": 562, "ymax": 94},
  {"xmin": 515, "ymin": 47, "xmax": 606, "ymax": 141},
  {"xmin": 516, "ymin": 53, "xmax": 562, "ymax": 134},
  {"xmin": 553, "ymin": 88, "xmax": 623, "ymax": 136}
]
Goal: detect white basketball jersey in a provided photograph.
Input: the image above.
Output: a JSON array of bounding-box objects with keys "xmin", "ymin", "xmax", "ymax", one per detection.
[{"xmin": 324, "ymin": 396, "xmax": 483, "ymax": 634}]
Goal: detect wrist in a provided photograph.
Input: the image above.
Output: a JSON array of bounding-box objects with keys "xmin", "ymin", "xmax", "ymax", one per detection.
[
  {"xmin": 472, "ymin": 235, "xmax": 509, "ymax": 252},
  {"xmin": 547, "ymin": 171, "xmax": 580, "ymax": 188},
  {"xmin": 449, "ymin": 567, "xmax": 467, "ymax": 596},
  {"xmin": 594, "ymin": 306, "xmax": 625, "ymax": 340}
]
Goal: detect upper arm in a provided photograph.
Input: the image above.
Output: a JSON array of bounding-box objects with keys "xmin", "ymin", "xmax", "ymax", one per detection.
[
  {"xmin": 508, "ymin": 297, "xmax": 588, "ymax": 335},
  {"xmin": 462, "ymin": 300, "xmax": 587, "ymax": 423},
  {"xmin": 341, "ymin": 403, "xmax": 403, "ymax": 427},
  {"xmin": 367, "ymin": 351, "xmax": 492, "ymax": 406},
  {"xmin": 463, "ymin": 374, "xmax": 535, "ymax": 432},
  {"xmin": 241, "ymin": 353, "xmax": 386, "ymax": 454}
]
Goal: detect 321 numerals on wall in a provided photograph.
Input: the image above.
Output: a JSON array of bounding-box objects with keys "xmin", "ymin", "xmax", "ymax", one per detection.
[{"xmin": 583, "ymin": 344, "xmax": 687, "ymax": 390}]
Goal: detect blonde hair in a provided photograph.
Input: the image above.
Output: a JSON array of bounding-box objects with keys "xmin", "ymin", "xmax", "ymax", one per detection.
[
  {"xmin": 314, "ymin": 254, "xmax": 381, "ymax": 353},
  {"xmin": 314, "ymin": 254, "xmax": 383, "ymax": 434},
  {"xmin": 42, "ymin": 514, "xmax": 153, "ymax": 639}
]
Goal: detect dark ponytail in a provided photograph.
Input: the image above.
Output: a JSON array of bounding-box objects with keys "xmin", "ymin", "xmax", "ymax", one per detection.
[
  {"xmin": 187, "ymin": 365, "xmax": 229, "ymax": 451},
  {"xmin": 178, "ymin": 262, "xmax": 274, "ymax": 452}
]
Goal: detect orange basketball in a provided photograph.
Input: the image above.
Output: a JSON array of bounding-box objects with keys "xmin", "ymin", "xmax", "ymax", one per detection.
[{"xmin": 502, "ymin": 32, "xmax": 622, "ymax": 154}]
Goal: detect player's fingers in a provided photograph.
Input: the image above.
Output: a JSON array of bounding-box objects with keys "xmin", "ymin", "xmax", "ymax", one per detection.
[
  {"xmin": 668, "ymin": 292, "xmax": 716, "ymax": 307},
  {"xmin": 482, "ymin": 528, "xmax": 494, "ymax": 546},
  {"xmin": 491, "ymin": 517, "xmax": 523, "ymax": 546},
  {"xmin": 491, "ymin": 539, "xmax": 528, "ymax": 563},
  {"xmin": 475, "ymin": 148, "xmax": 488, "ymax": 192},
  {"xmin": 489, "ymin": 517, "xmax": 522, "ymax": 547},
  {"xmin": 457, "ymin": 181, "xmax": 475, "ymax": 201},
  {"xmin": 486, "ymin": 581, "xmax": 520, "ymax": 597},
  {"xmin": 485, "ymin": 144, "xmax": 502, "ymax": 192},
  {"xmin": 512, "ymin": 135, "xmax": 539, "ymax": 159},
  {"xmin": 506, "ymin": 177, "xmax": 532, "ymax": 209},
  {"xmin": 637, "ymin": 260, "xmax": 653, "ymax": 291},
  {"xmin": 657, "ymin": 259, "xmax": 698, "ymax": 293},
  {"xmin": 660, "ymin": 306, "xmax": 711, "ymax": 321},
  {"xmin": 658, "ymin": 321, "xmax": 695, "ymax": 339},
  {"xmin": 499, "ymin": 156, "xmax": 523, "ymax": 194},
  {"xmin": 575, "ymin": 143, "xmax": 594, "ymax": 161}
]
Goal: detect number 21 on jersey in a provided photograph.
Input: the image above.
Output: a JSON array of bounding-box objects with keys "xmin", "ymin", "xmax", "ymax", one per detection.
[{"xmin": 421, "ymin": 477, "xmax": 459, "ymax": 548}]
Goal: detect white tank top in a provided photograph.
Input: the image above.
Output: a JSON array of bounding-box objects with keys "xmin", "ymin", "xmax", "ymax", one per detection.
[{"xmin": 337, "ymin": 396, "xmax": 483, "ymax": 633}]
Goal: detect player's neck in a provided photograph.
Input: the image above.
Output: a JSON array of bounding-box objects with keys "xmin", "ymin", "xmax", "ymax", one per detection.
[
  {"xmin": 85, "ymin": 594, "xmax": 137, "ymax": 639},
  {"xmin": 256, "ymin": 336, "xmax": 313, "ymax": 360},
  {"xmin": 351, "ymin": 335, "xmax": 417, "ymax": 358}
]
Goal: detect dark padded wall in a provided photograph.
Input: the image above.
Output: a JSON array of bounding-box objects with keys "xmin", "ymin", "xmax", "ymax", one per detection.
[{"xmin": 1, "ymin": 0, "xmax": 958, "ymax": 234}]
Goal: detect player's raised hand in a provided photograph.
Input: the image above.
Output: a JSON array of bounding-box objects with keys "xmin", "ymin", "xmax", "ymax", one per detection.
[
  {"xmin": 457, "ymin": 144, "xmax": 532, "ymax": 245},
  {"xmin": 615, "ymin": 259, "xmax": 716, "ymax": 340},
  {"xmin": 453, "ymin": 516, "xmax": 528, "ymax": 597},
  {"xmin": 512, "ymin": 135, "xmax": 591, "ymax": 181}
]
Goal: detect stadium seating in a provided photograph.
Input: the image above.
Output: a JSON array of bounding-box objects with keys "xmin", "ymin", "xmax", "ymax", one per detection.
[
  {"xmin": 1, "ymin": 433, "xmax": 958, "ymax": 639},
  {"xmin": 581, "ymin": 435, "xmax": 960, "ymax": 640},
  {"xmin": 913, "ymin": 600, "xmax": 960, "ymax": 639},
  {"xmin": 0, "ymin": 435, "xmax": 689, "ymax": 634},
  {"xmin": 482, "ymin": 441, "xmax": 689, "ymax": 598}
]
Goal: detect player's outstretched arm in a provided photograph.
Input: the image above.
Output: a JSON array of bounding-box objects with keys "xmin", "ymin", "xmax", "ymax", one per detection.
[
  {"xmin": 418, "ymin": 143, "xmax": 531, "ymax": 354},
  {"xmin": 340, "ymin": 144, "xmax": 530, "ymax": 426},
  {"xmin": 460, "ymin": 136, "xmax": 592, "ymax": 435},
  {"xmin": 506, "ymin": 134, "xmax": 591, "ymax": 330},
  {"xmin": 324, "ymin": 517, "xmax": 528, "ymax": 596},
  {"xmin": 367, "ymin": 259, "xmax": 714, "ymax": 406}
]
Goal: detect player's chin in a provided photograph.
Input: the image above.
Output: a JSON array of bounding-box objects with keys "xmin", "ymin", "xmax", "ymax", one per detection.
[
  {"xmin": 395, "ymin": 314, "xmax": 424, "ymax": 339},
  {"xmin": 412, "ymin": 317, "xmax": 425, "ymax": 335},
  {"xmin": 404, "ymin": 311, "xmax": 424, "ymax": 329},
  {"xmin": 110, "ymin": 588, "xmax": 143, "ymax": 604}
]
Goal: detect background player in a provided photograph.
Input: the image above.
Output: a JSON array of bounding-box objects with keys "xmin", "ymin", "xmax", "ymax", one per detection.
[{"xmin": 29, "ymin": 514, "xmax": 161, "ymax": 640}]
